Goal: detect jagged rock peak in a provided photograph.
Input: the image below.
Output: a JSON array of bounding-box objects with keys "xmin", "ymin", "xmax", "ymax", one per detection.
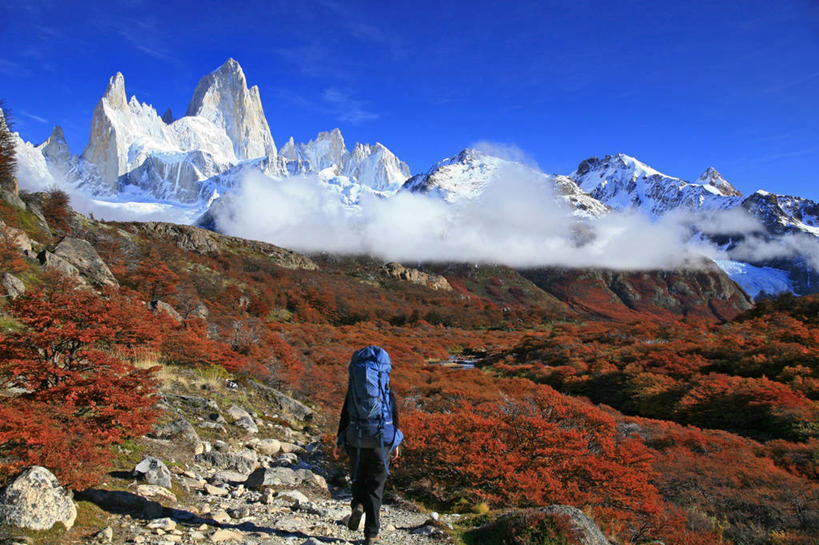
[
  {"xmin": 186, "ymin": 58, "xmax": 276, "ymax": 160},
  {"xmin": 104, "ymin": 72, "xmax": 128, "ymax": 110},
  {"xmin": 38, "ymin": 125, "xmax": 71, "ymax": 165},
  {"xmin": 161, "ymin": 108, "xmax": 174, "ymax": 124},
  {"xmin": 575, "ymin": 153, "xmax": 664, "ymax": 178},
  {"xmin": 696, "ymin": 166, "xmax": 742, "ymax": 196}
]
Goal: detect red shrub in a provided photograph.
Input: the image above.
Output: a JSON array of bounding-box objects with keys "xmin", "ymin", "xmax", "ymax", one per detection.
[{"xmin": 0, "ymin": 275, "xmax": 160, "ymax": 489}]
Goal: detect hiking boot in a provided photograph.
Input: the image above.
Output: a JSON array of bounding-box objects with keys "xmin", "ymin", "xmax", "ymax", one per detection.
[
  {"xmin": 347, "ymin": 504, "xmax": 364, "ymax": 531},
  {"xmin": 364, "ymin": 536, "xmax": 379, "ymax": 545}
]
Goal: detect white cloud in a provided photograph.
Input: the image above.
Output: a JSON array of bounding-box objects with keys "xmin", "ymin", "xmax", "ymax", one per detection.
[
  {"xmin": 211, "ymin": 162, "xmax": 713, "ymax": 270},
  {"xmin": 470, "ymin": 141, "xmax": 540, "ymax": 169}
]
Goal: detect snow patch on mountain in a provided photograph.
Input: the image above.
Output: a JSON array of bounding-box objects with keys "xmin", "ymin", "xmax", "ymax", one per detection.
[
  {"xmin": 715, "ymin": 260, "xmax": 794, "ymax": 298},
  {"xmin": 403, "ymin": 148, "xmax": 609, "ymax": 218},
  {"xmin": 572, "ymin": 153, "xmax": 742, "ymax": 216}
]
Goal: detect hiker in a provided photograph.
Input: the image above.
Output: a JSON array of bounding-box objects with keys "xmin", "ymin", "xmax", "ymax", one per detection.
[{"xmin": 333, "ymin": 345, "xmax": 404, "ymax": 545}]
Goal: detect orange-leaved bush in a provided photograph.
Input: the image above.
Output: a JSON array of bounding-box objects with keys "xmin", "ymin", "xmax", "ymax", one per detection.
[{"xmin": 0, "ymin": 274, "xmax": 160, "ymax": 489}]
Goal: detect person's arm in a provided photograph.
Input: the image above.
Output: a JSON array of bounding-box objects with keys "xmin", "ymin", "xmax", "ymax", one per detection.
[
  {"xmin": 390, "ymin": 391, "xmax": 399, "ymax": 429},
  {"xmin": 390, "ymin": 390, "xmax": 401, "ymax": 460},
  {"xmin": 336, "ymin": 392, "xmax": 349, "ymax": 446}
]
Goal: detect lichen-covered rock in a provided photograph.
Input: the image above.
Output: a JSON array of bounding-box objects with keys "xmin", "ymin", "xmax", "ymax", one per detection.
[
  {"xmin": 149, "ymin": 418, "xmax": 201, "ymax": 447},
  {"xmin": 0, "ymin": 466, "xmax": 77, "ymax": 531},
  {"xmin": 465, "ymin": 505, "xmax": 609, "ymax": 545},
  {"xmin": 383, "ymin": 262, "xmax": 452, "ymax": 291},
  {"xmin": 0, "ymin": 219, "xmax": 33, "ymax": 255},
  {"xmin": 2, "ymin": 273, "xmax": 25, "ymax": 299},
  {"xmin": 148, "ymin": 299, "xmax": 182, "ymax": 322},
  {"xmin": 53, "ymin": 237, "xmax": 118, "ymax": 287},
  {"xmin": 194, "ymin": 450, "xmax": 258, "ymax": 474},
  {"xmin": 133, "ymin": 456, "xmax": 172, "ymax": 489},
  {"xmin": 37, "ymin": 250, "xmax": 84, "ymax": 283}
]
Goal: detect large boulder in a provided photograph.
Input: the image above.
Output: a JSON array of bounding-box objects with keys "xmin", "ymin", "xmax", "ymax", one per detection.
[
  {"xmin": 2, "ymin": 273, "xmax": 25, "ymax": 299},
  {"xmin": 194, "ymin": 450, "xmax": 258, "ymax": 475},
  {"xmin": 246, "ymin": 381, "xmax": 314, "ymax": 422},
  {"xmin": 465, "ymin": 505, "xmax": 609, "ymax": 545},
  {"xmin": 0, "ymin": 466, "xmax": 77, "ymax": 531},
  {"xmin": 0, "ymin": 189, "xmax": 25, "ymax": 210},
  {"xmin": 148, "ymin": 299, "xmax": 182, "ymax": 322},
  {"xmin": 149, "ymin": 418, "xmax": 201, "ymax": 447},
  {"xmin": 133, "ymin": 456, "xmax": 172, "ymax": 489},
  {"xmin": 52, "ymin": 237, "xmax": 118, "ymax": 287},
  {"xmin": 37, "ymin": 250, "xmax": 85, "ymax": 283},
  {"xmin": 244, "ymin": 467, "xmax": 327, "ymax": 491},
  {"xmin": 0, "ymin": 219, "xmax": 33, "ymax": 256}
]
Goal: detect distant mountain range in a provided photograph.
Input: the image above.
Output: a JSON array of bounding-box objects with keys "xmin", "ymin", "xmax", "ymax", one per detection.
[{"xmin": 9, "ymin": 58, "xmax": 819, "ymax": 298}]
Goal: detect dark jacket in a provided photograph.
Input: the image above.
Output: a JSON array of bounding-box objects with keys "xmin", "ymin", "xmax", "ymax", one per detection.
[{"xmin": 336, "ymin": 390, "xmax": 399, "ymax": 447}]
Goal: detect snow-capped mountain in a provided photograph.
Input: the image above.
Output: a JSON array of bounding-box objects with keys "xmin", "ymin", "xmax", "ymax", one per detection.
[
  {"xmin": 13, "ymin": 58, "xmax": 411, "ymax": 208},
  {"xmin": 571, "ymin": 153, "xmax": 743, "ymax": 216},
  {"xmin": 8, "ymin": 58, "xmax": 819, "ymax": 298},
  {"xmin": 568, "ymin": 154, "xmax": 819, "ymax": 295},
  {"xmin": 402, "ymin": 148, "xmax": 609, "ymax": 218}
]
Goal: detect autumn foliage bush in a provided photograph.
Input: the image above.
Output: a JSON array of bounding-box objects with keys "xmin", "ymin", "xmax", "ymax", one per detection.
[
  {"xmin": 489, "ymin": 300, "xmax": 819, "ymax": 442},
  {"xmin": 0, "ymin": 275, "xmax": 160, "ymax": 489}
]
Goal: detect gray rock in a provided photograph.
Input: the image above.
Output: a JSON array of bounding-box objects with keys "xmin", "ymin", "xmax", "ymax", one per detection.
[
  {"xmin": 252, "ymin": 438, "xmax": 281, "ymax": 456},
  {"xmin": 194, "ymin": 450, "xmax": 258, "ymax": 474},
  {"xmin": 134, "ymin": 457, "xmax": 172, "ymax": 489},
  {"xmin": 76, "ymin": 488, "xmax": 164, "ymax": 518},
  {"xmin": 276, "ymin": 489, "xmax": 309, "ymax": 506},
  {"xmin": 147, "ymin": 517, "xmax": 177, "ymax": 531},
  {"xmin": 37, "ymin": 250, "xmax": 84, "ymax": 283},
  {"xmin": 246, "ymin": 381, "xmax": 314, "ymax": 422},
  {"xmin": 2, "ymin": 273, "xmax": 25, "ymax": 299},
  {"xmin": 234, "ymin": 415, "xmax": 258, "ymax": 434},
  {"xmin": 539, "ymin": 505, "xmax": 610, "ymax": 545},
  {"xmin": 0, "ymin": 188, "xmax": 26, "ymax": 210},
  {"xmin": 52, "ymin": 237, "xmax": 118, "ymax": 287},
  {"xmin": 244, "ymin": 467, "xmax": 301, "ymax": 489},
  {"xmin": 0, "ymin": 221, "xmax": 32, "ymax": 256},
  {"xmin": 150, "ymin": 418, "xmax": 201, "ymax": 446},
  {"xmin": 210, "ymin": 471, "xmax": 248, "ymax": 485},
  {"xmin": 96, "ymin": 526, "xmax": 114, "ymax": 542},
  {"xmin": 226, "ymin": 405, "xmax": 251, "ymax": 422},
  {"xmin": 149, "ymin": 300, "xmax": 182, "ymax": 322},
  {"xmin": 0, "ymin": 466, "xmax": 77, "ymax": 530},
  {"xmin": 159, "ymin": 393, "xmax": 220, "ymax": 412}
]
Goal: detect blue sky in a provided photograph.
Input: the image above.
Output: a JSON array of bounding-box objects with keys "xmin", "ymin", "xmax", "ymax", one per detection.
[{"xmin": 2, "ymin": 0, "xmax": 818, "ymax": 200}]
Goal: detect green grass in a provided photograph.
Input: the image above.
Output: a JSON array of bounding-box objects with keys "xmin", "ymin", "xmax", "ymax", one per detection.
[
  {"xmin": 113, "ymin": 438, "xmax": 147, "ymax": 470},
  {"xmin": 0, "ymin": 313, "xmax": 23, "ymax": 332}
]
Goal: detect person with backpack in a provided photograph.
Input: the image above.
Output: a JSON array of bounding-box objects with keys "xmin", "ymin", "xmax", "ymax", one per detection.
[{"xmin": 333, "ymin": 345, "xmax": 404, "ymax": 545}]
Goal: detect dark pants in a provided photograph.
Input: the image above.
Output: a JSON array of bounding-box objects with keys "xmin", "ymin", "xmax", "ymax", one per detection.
[{"xmin": 348, "ymin": 446, "xmax": 389, "ymax": 538}]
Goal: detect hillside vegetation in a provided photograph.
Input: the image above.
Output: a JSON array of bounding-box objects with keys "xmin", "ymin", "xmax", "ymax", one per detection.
[{"xmin": 0, "ymin": 190, "xmax": 816, "ymax": 545}]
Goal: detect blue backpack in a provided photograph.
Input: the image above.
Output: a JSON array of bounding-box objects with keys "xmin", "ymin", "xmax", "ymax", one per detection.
[{"xmin": 344, "ymin": 345, "xmax": 404, "ymax": 477}]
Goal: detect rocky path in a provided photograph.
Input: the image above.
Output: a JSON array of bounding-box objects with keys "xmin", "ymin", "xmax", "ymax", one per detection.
[{"xmin": 75, "ymin": 385, "xmax": 453, "ymax": 545}]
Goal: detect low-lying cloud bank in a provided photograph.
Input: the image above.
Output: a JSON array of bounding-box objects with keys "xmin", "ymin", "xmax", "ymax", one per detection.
[
  {"xmin": 18, "ymin": 154, "xmax": 819, "ymax": 273},
  {"xmin": 212, "ymin": 167, "xmax": 724, "ymax": 270}
]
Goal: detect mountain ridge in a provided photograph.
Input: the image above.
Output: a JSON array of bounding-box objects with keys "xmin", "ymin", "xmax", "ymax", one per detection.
[{"xmin": 7, "ymin": 58, "xmax": 819, "ymax": 297}]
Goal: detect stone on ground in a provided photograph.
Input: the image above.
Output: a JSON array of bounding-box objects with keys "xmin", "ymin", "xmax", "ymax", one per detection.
[
  {"xmin": 134, "ymin": 456, "xmax": 172, "ymax": 489},
  {"xmin": 0, "ymin": 466, "xmax": 77, "ymax": 530}
]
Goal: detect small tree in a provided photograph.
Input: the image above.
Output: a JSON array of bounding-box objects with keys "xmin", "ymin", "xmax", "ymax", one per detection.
[
  {"xmin": 0, "ymin": 274, "xmax": 161, "ymax": 489},
  {"xmin": 41, "ymin": 188, "xmax": 71, "ymax": 234}
]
